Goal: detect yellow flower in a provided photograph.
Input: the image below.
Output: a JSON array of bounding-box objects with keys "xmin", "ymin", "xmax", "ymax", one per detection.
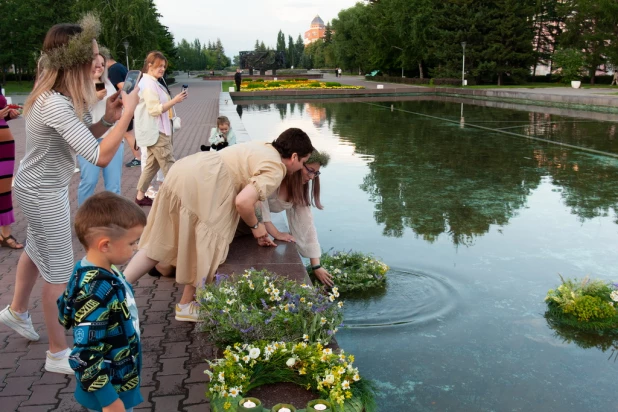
[
  {"xmin": 345, "ymin": 391, "xmax": 352, "ymax": 399},
  {"xmin": 300, "ymin": 297, "xmax": 306, "ymax": 303},
  {"xmin": 224, "ymin": 401, "xmax": 231, "ymax": 410}
]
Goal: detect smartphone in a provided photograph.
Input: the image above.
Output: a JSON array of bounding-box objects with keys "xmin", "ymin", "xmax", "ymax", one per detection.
[
  {"xmin": 181, "ymin": 84, "xmax": 189, "ymax": 93},
  {"xmin": 122, "ymin": 70, "xmax": 142, "ymax": 94},
  {"xmin": 95, "ymin": 82, "xmax": 105, "ymax": 92}
]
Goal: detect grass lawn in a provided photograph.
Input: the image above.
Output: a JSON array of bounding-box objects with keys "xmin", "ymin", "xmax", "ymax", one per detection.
[
  {"xmin": 222, "ymin": 80, "xmax": 236, "ymax": 92},
  {"xmin": 3, "ymin": 81, "xmax": 34, "ymax": 94}
]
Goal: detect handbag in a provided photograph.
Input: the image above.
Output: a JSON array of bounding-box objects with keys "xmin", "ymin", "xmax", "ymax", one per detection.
[{"xmin": 172, "ymin": 106, "xmax": 181, "ymax": 133}]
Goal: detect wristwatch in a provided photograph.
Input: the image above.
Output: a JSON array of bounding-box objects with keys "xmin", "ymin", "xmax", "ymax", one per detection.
[
  {"xmin": 101, "ymin": 117, "xmax": 114, "ymax": 128},
  {"xmin": 250, "ymin": 222, "xmax": 260, "ymax": 229}
]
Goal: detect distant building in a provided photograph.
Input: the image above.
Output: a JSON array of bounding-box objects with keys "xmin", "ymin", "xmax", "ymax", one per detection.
[{"xmin": 304, "ymin": 15, "xmax": 326, "ymax": 45}]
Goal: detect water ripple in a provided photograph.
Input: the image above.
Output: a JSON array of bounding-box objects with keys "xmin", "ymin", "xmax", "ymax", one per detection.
[{"xmin": 343, "ymin": 268, "xmax": 459, "ymax": 328}]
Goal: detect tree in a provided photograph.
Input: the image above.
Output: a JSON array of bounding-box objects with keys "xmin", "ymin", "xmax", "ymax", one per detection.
[
  {"xmin": 324, "ymin": 23, "xmax": 333, "ymax": 44},
  {"xmin": 276, "ymin": 30, "xmax": 286, "ymax": 52},
  {"xmin": 287, "ymin": 35, "xmax": 295, "ymax": 68},
  {"xmin": 553, "ymin": 47, "xmax": 585, "ymax": 82}
]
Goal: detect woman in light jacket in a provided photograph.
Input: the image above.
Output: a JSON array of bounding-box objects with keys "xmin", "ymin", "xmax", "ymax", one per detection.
[{"xmin": 134, "ymin": 51, "xmax": 187, "ymax": 206}]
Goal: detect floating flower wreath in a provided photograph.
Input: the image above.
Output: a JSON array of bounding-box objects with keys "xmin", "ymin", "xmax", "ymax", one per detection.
[
  {"xmin": 308, "ymin": 251, "xmax": 389, "ymax": 293},
  {"xmin": 545, "ymin": 275, "xmax": 618, "ymax": 332},
  {"xmin": 197, "ymin": 269, "xmax": 344, "ymax": 347},
  {"xmin": 205, "ymin": 341, "xmax": 376, "ymax": 411}
]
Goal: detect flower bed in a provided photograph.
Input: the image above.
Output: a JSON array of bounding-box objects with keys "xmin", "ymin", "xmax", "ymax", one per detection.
[
  {"xmin": 308, "ymin": 251, "xmax": 389, "ymax": 293},
  {"xmin": 197, "ymin": 269, "xmax": 344, "ymax": 347},
  {"xmin": 206, "ymin": 341, "xmax": 376, "ymax": 411},
  {"xmin": 545, "ymin": 276, "xmax": 618, "ymax": 332},
  {"xmin": 240, "ymin": 79, "xmax": 363, "ymax": 91}
]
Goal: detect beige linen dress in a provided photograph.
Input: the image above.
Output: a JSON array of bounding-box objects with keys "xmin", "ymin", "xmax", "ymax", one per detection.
[{"xmin": 139, "ymin": 142, "xmax": 286, "ymax": 287}]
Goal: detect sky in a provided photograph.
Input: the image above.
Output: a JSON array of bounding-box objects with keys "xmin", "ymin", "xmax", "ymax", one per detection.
[{"xmin": 153, "ymin": 0, "xmax": 360, "ymax": 58}]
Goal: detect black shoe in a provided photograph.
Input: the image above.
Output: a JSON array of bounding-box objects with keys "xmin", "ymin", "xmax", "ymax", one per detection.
[
  {"xmin": 125, "ymin": 158, "xmax": 141, "ymax": 168},
  {"xmin": 200, "ymin": 145, "xmax": 211, "ymax": 151}
]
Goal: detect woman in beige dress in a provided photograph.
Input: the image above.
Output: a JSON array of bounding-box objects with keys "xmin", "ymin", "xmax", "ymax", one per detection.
[{"xmin": 124, "ymin": 128, "xmax": 314, "ymax": 321}]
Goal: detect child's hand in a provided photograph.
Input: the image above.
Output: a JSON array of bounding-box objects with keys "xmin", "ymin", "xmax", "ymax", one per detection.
[{"xmin": 102, "ymin": 398, "xmax": 125, "ymax": 412}]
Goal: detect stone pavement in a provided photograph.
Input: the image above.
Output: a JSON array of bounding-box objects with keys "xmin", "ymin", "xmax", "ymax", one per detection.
[{"xmin": 0, "ymin": 76, "xmax": 225, "ymax": 411}]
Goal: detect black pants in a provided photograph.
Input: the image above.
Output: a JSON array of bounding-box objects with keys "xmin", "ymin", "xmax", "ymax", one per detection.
[{"xmin": 235, "ymin": 81, "xmax": 241, "ymax": 91}]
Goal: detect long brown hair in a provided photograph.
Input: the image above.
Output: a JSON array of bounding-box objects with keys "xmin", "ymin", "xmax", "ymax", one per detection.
[
  {"xmin": 285, "ymin": 170, "xmax": 324, "ymax": 209},
  {"xmin": 25, "ymin": 23, "xmax": 97, "ymax": 120}
]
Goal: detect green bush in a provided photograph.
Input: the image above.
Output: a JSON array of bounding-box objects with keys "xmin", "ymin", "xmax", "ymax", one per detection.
[
  {"xmin": 254, "ymin": 78, "xmax": 264, "ymax": 82},
  {"xmin": 266, "ymin": 82, "xmax": 281, "ymax": 87},
  {"xmin": 325, "ymin": 82, "xmax": 341, "ymax": 87},
  {"xmin": 246, "ymin": 83, "xmax": 262, "ymax": 89},
  {"xmin": 307, "ymin": 82, "xmax": 321, "ymax": 88}
]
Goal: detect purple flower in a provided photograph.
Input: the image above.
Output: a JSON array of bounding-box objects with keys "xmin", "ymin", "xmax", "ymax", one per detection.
[
  {"xmin": 214, "ymin": 273, "xmax": 228, "ymax": 285},
  {"xmin": 260, "ymin": 298, "xmax": 269, "ymax": 309},
  {"xmin": 240, "ymin": 326, "xmax": 254, "ymax": 333},
  {"xmin": 327, "ymin": 329, "xmax": 333, "ymax": 335},
  {"xmin": 265, "ymin": 313, "xmax": 275, "ymax": 325}
]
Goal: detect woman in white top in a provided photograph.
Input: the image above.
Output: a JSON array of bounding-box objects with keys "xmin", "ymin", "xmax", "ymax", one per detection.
[
  {"xmin": 76, "ymin": 51, "xmax": 124, "ymax": 206},
  {"xmin": 133, "ymin": 51, "xmax": 187, "ymax": 206},
  {"xmin": 0, "ymin": 16, "xmax": 139, "ymax": 375},
  {"xmin": 260, "ymin": 150, "xmax": 334, "ymax": 286}
]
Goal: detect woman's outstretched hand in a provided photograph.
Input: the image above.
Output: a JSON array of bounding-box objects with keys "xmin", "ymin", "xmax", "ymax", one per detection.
[
  {"xmin": 274, "ymin": 232, "xmax": 296, "ymax": 243},
  {"xmin": 314, "ymin": 267, "xmax": 334, "ymax": 287},
  {"xmin": 257, "ymin": 235, "xmax": 277, "ymax": 247}
]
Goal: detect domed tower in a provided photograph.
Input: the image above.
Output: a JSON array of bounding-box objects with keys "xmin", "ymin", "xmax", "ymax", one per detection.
[{"xmin": 304, "ymin": 15, "xmax": 327, "ymax": 45}]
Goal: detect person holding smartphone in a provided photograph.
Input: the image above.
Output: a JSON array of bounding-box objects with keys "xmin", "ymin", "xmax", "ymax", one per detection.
[
  {"xmin": 105, "ymin": 53, "xmax": 142, "ymax": 167},
  {"xmin": 133, "ymin": 51, "xmax": 187, "ymax": 206},
  {"xmin": 76, "ymin": 52, "xmax": 125, "ymax": 206},
  {"xmin": 0, "ymin": 15, "xmax": 140, "ymax": 379}
]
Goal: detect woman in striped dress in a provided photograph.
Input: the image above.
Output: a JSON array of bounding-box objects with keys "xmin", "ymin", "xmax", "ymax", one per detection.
[
  {"xmin": 0, "ymin": 16, "xmax": 140, "ymax": 374},
  {"xmin": 0, "ymin": 91, "xmax": 22, "ymax": 249}
]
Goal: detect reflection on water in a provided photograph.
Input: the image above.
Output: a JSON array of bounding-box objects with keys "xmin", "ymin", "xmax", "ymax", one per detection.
[{"xmin": 239, "ymin": 100, "xmax": 618, "ymax": 411}]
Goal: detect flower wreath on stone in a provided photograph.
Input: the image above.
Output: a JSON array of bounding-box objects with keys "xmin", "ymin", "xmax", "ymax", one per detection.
[
  {"xmin": 197, "ymin": 269, "xmax": 344, "ymax": 347},
  {"xmin": 205, "ymin": 341, "xmax": 376, "ymax": 411},
  {"xmin": 307, "ymin": 251, "xmax": 389, "ymax": 294}
]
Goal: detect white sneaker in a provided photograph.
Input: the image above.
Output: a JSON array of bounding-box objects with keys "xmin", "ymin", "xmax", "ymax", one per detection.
[
  {"xmin": 0, "ymin": 305, "xmax": 40, "ymax": 341},
  {"xmin": 45, "ymin": 349, "xmax": 73, "ymax": 374},
  {"xmin": 175, "ymin": 301, "xmax": 200, "ymax": 322}
]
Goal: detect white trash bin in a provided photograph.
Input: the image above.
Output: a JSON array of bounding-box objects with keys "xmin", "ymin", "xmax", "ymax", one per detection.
[
  {"xmin": 229, "ymin": 86, "xmax": 235, "ymax": 92},
  {"xmin": 377, "ymin": 84, "xmax": 384, "ymax": 89}
]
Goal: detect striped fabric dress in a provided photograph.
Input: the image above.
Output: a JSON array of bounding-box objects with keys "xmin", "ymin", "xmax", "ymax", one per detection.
[
  {"xmin": 14, "ymin": 91, "xmax": 99, "ymax": 284},
  {"xmin": 0, "ymin": 93, "xmax": 16, "ymax": 227}
]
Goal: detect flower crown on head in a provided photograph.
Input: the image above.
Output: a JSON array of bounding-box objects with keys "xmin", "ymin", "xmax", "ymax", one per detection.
[
  {"xmin": 39, "ymin": 13, "xmax": 101, "ymax": 70},
  {"xmin": 307, "ymin": 150, "xmax": 330, "ymax": 167}
]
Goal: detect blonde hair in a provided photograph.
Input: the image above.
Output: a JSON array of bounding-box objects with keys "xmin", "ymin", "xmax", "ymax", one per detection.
[{"xmin": 25, "ymin": 21, "xmax": 98, "ymax": 120}]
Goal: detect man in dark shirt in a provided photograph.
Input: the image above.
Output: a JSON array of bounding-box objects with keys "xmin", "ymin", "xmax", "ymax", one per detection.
[
  {"xmin": 234, "ymin": 69, "xmax": 242, "ymax": 92},
  {"xmin": 105, "ymin": 56, "xmax": 141, "ymax": 168}
]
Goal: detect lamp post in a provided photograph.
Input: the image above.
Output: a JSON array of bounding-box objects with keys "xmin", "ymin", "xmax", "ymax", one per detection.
[
  {"xmin": 461, "ymin": 41, "xmax": 466, "ymax": 86},
  {"xmin": 392, "ymin": 46, "xmax": 404, "ymax": 78},
  {"xmin": 122, "ymin": 40, "xmax": 130, "ymax": 69}
]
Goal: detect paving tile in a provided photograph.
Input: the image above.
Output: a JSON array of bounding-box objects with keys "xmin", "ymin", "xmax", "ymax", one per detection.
[
  {"xmin": 0, "ymin": 395, "xmax": 29, "ymax": 411},
  {"xmin": 17, "ymin": 405, "xmax": 57, "ymax": 412},
  {"xmin": 9, "ymin": 359, "xmax": 44, "ymax": 377},
  {"xmin": 158, "ymin": 357, "xmax": 188, "ymax": 376},
  {"xmin": 52, "ymin": 393, "xmax": 87, "ymax": 411},
  {"xmin": 161, "ymin": 341, "xmax": 190, "ymax": 359},
  {"xmin": 32, "ymin": 371, "xmax": 69, "ymax": 386},
  {"xmin": 184, "ymin": 362, "xmax": 210, "ymax": 384},
  {"xmin": 140, "ymin": 367, "xmax": 160, "ymax": 388},
  {"xmin": 183, "ymin": 382, "xmax": 209, "ymax": 406},
  {"xmin": 184, "ymin": 404, "xmax": 211, "ymax": 412},
  {"xmin": 152, "ymin": 395, "xmax": 185, "ymax": 411},
  {"xmin": 19, "ymin": 383, "xmax": 65, "ymax": 406},
  {"xmin": 0, "ymin": 376, "xmax": 37, "ymax": 396},
  {"xmin": 139, "ymin": 385, "xmax": 155, "ymax": 409},
  {"xmin": 152, "ymin": 374, "xmax": 187, "ymax": 397}
]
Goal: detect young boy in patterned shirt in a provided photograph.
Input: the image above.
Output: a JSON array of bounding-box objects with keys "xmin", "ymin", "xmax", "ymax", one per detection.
[{"xmin": 58, "ymin": 192, "xmax": 147, "ymax": 412}]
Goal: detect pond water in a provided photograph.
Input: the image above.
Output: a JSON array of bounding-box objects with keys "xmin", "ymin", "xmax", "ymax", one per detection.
[{"xmin": 239, "ymin": 100, "xmax": 618, "ymax": 411}]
